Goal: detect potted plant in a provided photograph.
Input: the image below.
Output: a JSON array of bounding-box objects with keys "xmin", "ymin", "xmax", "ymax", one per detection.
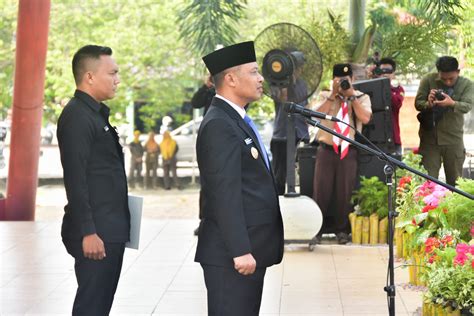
[{"xmin": 350, "ymin": 176, "xmax": 388, "ymax": 244}]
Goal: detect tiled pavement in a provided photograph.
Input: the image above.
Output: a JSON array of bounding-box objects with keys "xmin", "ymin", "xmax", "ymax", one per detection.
[{"xmin": 0, "ymin": 219, "xmax": 422, "ymax": 315}]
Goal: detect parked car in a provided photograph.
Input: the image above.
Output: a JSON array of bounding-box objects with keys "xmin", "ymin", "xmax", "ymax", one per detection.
[{"xmin": 139, "ymin": 116, "xmax": 273, "ymax": 164}]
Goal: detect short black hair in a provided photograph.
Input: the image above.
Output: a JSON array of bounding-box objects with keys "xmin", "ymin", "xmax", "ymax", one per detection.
[
  {"xmin": 72, "ymin": 45, "xmax": 113, "ymax": 84},
  {"xmin": 212, "ymin": 66, "xmax": 241, "ymax": 89},
  {"xmin": 379, "ymin": 57, "xmax": 396, "ymax": 71},
  {"xmin": 436, "ymin": 56, "xmax": 459, "ymax": 73}
]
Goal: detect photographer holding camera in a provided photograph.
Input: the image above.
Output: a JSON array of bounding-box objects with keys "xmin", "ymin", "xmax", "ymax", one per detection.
[
  {"xmin": 312, "ymin": 63, "xmax": 372, "ymax": 244},
  {"xmin": 368, "ymin": 57, "xmax": 405, "ymax": 155},
  {"xmin": 415, "ymin": 56, "xmax": 473, "ymax": 186}
]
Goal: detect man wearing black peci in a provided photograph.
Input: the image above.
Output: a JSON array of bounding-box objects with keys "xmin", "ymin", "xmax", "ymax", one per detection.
[
  {"xmin": 312, "ymin": 64, "xmax": 372, "ymax": 244},
  {"xmin": 57, "ymin": 45, "xmax": 130, "ymax": 316},
  {"xmin": 195, "ymin": 41, "xmax": 284, "ymax": 315}
]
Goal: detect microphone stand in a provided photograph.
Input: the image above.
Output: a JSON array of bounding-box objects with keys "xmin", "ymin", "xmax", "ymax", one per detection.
[{"xmin": 304, "ymin": 117, "xmax": 473, "ymax": 316}]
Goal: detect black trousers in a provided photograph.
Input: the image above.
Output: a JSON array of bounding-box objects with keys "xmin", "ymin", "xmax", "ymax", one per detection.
[
  {"xmin": 271, "ymin": 138, "xmax": 305, "ymax": 195},
  {"xmin": 63, "ymin": 240, "xmax": 125, "ymax": 316},
  {"xmin": 201, "ymin": 264, "xmax": 266, "ymax": 316}
]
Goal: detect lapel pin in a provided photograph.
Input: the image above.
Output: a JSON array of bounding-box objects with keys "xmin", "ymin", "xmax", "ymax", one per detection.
[{"xmin": 251, "ymin": 147, "xmax": 259, "ymax": 160}]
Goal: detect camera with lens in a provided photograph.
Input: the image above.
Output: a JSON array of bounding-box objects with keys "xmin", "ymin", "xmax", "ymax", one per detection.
[
  {"xmin": 434, "ymin": 89, "xmax": 445, "ymax": 101},
  {"xmin": 340, "ymin": 79, "xmax": 351, "ymax": 90}
]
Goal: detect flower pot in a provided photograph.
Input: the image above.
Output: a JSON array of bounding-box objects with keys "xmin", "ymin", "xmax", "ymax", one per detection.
[
  {"xmin": 349, "ymin": 212, "xmax": 356, "ymax": 240},
  {"xmin": 369, "ymin": 213, "xmax": 379, "ymax": 244},
  {"xmin": 402, "ymin": 232, "xmax": 410, "ymax": 259},
  {"xmin": 353, "ymin": 216, "xmax": 363, "ymax": 244},
  {"xmin": 422, "ymin": 299, "xmax": 431, "ymax": 315},
  {"xmin": 395, "ymin": 228, "xmax": 403, "ymax": 258},
  {"xmin": 378, "ymin": 216, "xmax": 388, "ymax": 244},
  {"xmin": 408, "ymin": 256, "xmax": 417, "ymax": 285},
  {"xmin": 445, "ymin": 306, "xmax": 460, "ymax": 316},
  {"xmin": 362, "ymin": 216, "xmax": 370, "ymax": 244}
]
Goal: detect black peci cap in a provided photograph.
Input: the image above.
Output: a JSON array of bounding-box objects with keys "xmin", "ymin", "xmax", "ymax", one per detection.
[
  {"xmin": 202, "ymin": 41, "xmax": 257, "ymax": 76},
  {"xmin": 333, "ymin": 63, "xmax": 353, "ymax": 77}
]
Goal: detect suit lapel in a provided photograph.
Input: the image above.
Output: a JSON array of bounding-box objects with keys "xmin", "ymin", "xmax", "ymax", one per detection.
[{"xmin": 211, "ymin": 97, "xmax": 270, "ymax": 173}]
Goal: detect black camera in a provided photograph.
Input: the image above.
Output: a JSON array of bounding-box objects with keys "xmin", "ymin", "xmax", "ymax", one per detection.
[
  {"xmin": 434, "ymin": 89, "xmax": 445, "ymax": 101},
  {"xmin": 340, "ymin": 79, "xmax": 351, "ymax": 90},
  {"xmin": 373, "ymin": 67, "xmax": 393, "ymax": 76}
]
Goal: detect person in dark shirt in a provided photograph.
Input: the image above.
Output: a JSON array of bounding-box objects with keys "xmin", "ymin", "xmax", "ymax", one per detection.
[
  {"xmin": 270, "ymin": 62, "xmax": 309, "ymax": 195},
  {"xmin": 191, "ymin": 75, "xmax": 215, "ymax": 115},
  {"xmin": 368, "ymin": 57, "xmax": 405, "ymax": 154},
  {"xmin": 57, "ymin": 45, "xmax": 130, "ymax": 316}
]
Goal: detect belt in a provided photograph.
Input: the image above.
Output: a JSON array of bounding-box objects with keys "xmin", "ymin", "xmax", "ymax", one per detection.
[{"xmin": 319, "ymin": 142, "xmax": 337, "ymax": 151}]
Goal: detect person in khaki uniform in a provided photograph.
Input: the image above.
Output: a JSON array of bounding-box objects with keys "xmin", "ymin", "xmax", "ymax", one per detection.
[
  {"xmin": 415, "ymin": 56, "xmax": 473, "ymax": 186},
  {"xmin": 312, "ymin": 64, "xmax": 372, "ymax": 244},
  {"xmin": 144, "ymin": 131, "xmax": 159, "ymax": 189},
  {"xmin": 128, "ymin": 130, "xmax": 144, "ymax": 188}
]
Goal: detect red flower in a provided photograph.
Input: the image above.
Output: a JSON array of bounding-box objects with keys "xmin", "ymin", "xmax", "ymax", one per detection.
[
  {"xmin": 428, "ymin": 254, "xmax": 437, "ymax": 264},
  {"xmin": 422, "ymin": 204, "xmax": 437, "ymax": 213},
  {"xmin": 425, "ymin": 237, "xmax": 441, "ymax": 253},
  {"xmin": 443, "ymin": 208, "xmax": 448, "ymax": 214},
  {"xmin": 441, "ymin": 235, "xmax": 453, "ymax": 246},
  {"xmin": 412, "ymin": 218, "xmax": 417, "ymax": 226}
]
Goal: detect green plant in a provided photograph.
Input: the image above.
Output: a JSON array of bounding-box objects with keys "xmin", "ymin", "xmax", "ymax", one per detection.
[
  {"xmin": 351, "ymin": 176, "xmax": 388, "ymax": 217},
  {"xmin": 438, "ymin": 178, "xmax": 474, "ymax": 241},
  {"xmin": 424, "ymin": 264, "xmax": 474, "ymax": 311}
]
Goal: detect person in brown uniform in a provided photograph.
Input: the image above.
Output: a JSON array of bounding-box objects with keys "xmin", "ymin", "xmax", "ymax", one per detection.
[{"xmin": 312, "ymin": 64, "xmax": 372, "ymax": 244}]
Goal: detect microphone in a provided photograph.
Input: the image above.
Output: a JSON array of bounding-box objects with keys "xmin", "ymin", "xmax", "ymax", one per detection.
[{"xmin": 284, "ymin": 102, "xmax": 339, "ymax": 122}]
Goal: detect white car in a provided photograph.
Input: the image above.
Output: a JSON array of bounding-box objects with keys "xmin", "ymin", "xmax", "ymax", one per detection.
[{"xmin": 140, "ymin": 116, "xmax": 274, "ymax": 164}]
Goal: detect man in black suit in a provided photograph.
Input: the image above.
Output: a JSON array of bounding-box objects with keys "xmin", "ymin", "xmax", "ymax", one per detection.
[
  {"xmin": 57, "ymin": 45, "xmax": 130, "ymax": 316},
  {"xmin": 195, "ymin": 41, "xmax": 284, "ymax": 316}
]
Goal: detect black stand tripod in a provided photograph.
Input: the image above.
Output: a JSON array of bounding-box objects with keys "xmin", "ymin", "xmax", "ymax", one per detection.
[{"xmin": 304, "ymin": 117, "xmax": 474, "ymax": 316}]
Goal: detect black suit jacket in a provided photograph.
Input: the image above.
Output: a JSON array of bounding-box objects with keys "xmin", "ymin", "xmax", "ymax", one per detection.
[
  {"xmin": 195, "ymin": 97, "xmax": 284, "ymax": 268},
  {"xmin": 57, "ymin": 90, "xmax": 130, "ymax": 243}
]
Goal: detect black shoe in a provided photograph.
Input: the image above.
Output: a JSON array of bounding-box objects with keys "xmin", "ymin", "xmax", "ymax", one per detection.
[
  {"xmin": 193, "ymin": 226, "xmax": 200, "ymax": 236},
  {"xmin": 336, "ymin": 232, "xmax": 350, "ymax": 245}
]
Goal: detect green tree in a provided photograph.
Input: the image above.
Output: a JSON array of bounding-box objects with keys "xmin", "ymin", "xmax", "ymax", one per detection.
[
  {"xmin": 0, "ymin": 0, "xmax": 17, "ymax": 120},
  {"xmin": 177, "ymin": 0, "xmax": 247, "ymax": 58}
]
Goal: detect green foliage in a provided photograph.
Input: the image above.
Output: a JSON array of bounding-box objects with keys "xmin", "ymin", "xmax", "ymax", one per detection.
[
  {"xmin": 177, "ymin": 0, "xmax": 247, "ymax": 58},
  {"xmin": 376, "ymin": 21, "xmax": 449, "ymax": 76},
  {"xmin": 425, "ymin": 264, "xmax": 474, "ymax": 310},
  {"xmin": 303, "ymin": 11, "xmax": 350, "ymax": 89},
  {"xmin": 351, "ymin": 176, "xmax": 388, "ymax": 217},
  {"xmin": 396, "ymin": 151, "xmax": 427, "ymax": 186},
  {"xmin": 0, "ymin": 0, "xmax": 17, "ymax": 119},
  {"xmin": 438, "ymin": 178, "xmax": 474, "ymax": 241}
]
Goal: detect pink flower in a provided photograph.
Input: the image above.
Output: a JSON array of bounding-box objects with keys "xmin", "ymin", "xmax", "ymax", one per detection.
[
  {"xmin": 456, "ymin": 243, "xmax": 470, "ymax": 255},
  {"xmin": 470, "ymin": 245, "xmax": 474, "ymax": 256},
  {"xmin": 454, "ymin": 253, "xmax": 468, "ymax": 266}
]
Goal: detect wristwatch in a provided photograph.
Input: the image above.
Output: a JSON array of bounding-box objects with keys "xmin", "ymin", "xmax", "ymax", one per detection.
[{"xmin": 347, "ymin": 95, "xmax": 357, "ymax": 101}]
